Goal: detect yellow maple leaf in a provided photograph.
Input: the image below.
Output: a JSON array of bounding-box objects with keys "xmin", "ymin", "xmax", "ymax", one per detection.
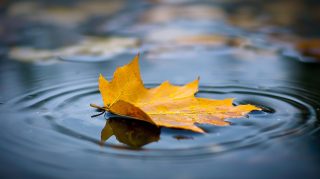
[{"xmin": 93, "ymin": 55, "xmax": 260, "ymax": 133}]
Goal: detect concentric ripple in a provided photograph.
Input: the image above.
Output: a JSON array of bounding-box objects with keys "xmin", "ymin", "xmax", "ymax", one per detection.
[{"xmin": 2, "ymin": 78, "xmax": 319, "ymax": 159}]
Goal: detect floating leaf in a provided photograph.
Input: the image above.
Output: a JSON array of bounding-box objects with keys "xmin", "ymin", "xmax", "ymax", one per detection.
[{"xmin": 94, "ymin": 55, "xmax": 260, "ymax": 133}]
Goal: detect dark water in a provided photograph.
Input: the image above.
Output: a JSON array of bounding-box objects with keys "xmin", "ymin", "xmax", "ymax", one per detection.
[{"xmin": 1, "ymin": 0, "xmax": 320, "ymax": 178}]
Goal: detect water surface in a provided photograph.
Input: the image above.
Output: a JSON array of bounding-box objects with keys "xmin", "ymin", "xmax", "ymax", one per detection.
[{"xmin": 0, "ymin": 0, "xmax": 320, "ymax": 178}]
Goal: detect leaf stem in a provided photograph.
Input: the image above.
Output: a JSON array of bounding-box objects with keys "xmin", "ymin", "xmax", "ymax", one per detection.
[{"xmin": 90, "ymin": 103, "xmax": 106, "ymax": 111}]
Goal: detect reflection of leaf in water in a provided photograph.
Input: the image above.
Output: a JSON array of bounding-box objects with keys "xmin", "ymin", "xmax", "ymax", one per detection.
[
  {"xmin": 101, "ymin": 118, "xmax": 160, "ymax": 148},
  {"xmin": 9, "ymin": 37, "xmax": 139, "ymax": 63}
]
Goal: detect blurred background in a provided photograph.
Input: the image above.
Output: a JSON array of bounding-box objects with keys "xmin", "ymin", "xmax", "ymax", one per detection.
[
  {"xmin": 0, "ymin": 0, "xmax": 320, "ymax": 178},
  {"xmin": 1, "ymin": 0, "xmax": 320, "ymax": 63}
]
